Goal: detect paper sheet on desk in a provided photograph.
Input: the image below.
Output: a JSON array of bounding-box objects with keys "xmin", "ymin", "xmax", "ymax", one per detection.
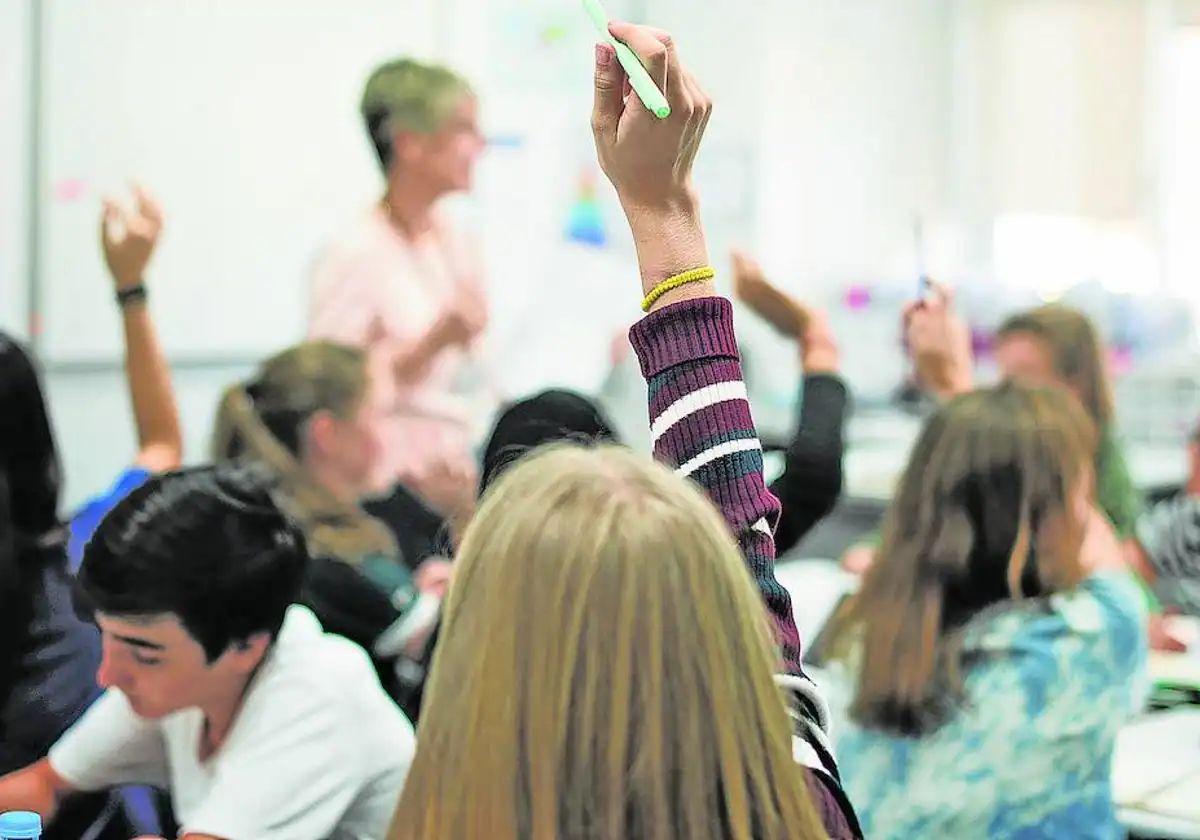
[
  {"xmin": 1113, "ymin": 709, "xmax": 1200, "ymax": 807},
  {"xmin": 1151, "ymin": 648, "xmax": 1200, "ymax": 689},
  {"xmin": 1143, "ymin": 773, "xmax": 1200, "ymax": 822}
]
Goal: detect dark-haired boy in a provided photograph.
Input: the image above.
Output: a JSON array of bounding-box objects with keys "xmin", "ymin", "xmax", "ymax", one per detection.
[{"xmin": 0, "ymin": 466, "xmax": 415, "ymax": 840}]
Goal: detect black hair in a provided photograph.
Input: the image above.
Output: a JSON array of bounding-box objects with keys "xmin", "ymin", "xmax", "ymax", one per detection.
[
  {"xmin": 0, "ymin": 334, "xmax": 69, "ymax": 729},
  {"xmin": 479, "ymin": 389, "xmax": 620, "ymax": 495},
  {"xmin": 77, "ymin": 463, "xmax": 309, "ymax": 662},
  {"xmin": 0, "ymin": 333, "xmax": 62, "ymax": 542}
]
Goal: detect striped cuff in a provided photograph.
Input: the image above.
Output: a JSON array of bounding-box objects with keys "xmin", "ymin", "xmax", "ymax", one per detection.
[{"xmin": 629, "ymin": 296, "xmax": 739, "ymax": 379}]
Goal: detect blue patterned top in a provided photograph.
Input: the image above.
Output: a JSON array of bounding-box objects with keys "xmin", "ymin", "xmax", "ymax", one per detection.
[{"xmin": 837, "ymin": 573, "xmax": 1147, "ymax": 839}]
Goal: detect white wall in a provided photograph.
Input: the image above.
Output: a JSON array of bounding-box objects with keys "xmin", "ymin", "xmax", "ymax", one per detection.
[
  {"xmin": 755, "ymin": 0, "xmax": 953, "ymax": 284},
  {"xmin": 746, "ymin": 0, "xmax": 954, "ymax": 407},
  {"xmin": 986, "ymin": 0, "xmax": 1149, "ymax": 219},
  {"xmin": 8, "ymin": 0, "xmax": 1199, "ymax": 506},
  {"xmin": 36, "ymin": 0, "xmax": 446, "ymax": 364},
  {"xmin": 0, "ymin": 0, "xmax": 30, "ymax": 340}
]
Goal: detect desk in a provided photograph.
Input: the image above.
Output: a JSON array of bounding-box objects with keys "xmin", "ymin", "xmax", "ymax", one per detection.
[
  {"xmin": 1113, "ymin": 709, "xmax": 1200, "ymax": 839},
  {"xmin": 776, "ymin": 560, "xmax": 1200, "ymax": 840}
]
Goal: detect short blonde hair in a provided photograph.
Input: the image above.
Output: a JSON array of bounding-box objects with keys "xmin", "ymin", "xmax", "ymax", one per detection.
[
  {"xmin": 390, "ymin": 444, "xmax": 826, "ymax": 840},
  {"xmin": 360, "ymin": 58, "xmax": 473, "ymax": 170}
]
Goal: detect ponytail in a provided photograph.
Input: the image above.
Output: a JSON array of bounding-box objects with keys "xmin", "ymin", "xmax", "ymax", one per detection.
[{"xmin": 213, "ymin": 382, "xmax": 399, "ymax": 567}]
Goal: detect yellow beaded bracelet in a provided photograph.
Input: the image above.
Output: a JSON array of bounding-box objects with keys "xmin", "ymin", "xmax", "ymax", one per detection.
[{"xmin": 640, "ymin": 266, "xmax": 716, "ymax": 312}]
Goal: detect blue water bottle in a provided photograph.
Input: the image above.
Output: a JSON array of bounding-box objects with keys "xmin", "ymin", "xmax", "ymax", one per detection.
[{"xmin": 0, "ymin": 811, "xmax": 41, "ymax": 839}]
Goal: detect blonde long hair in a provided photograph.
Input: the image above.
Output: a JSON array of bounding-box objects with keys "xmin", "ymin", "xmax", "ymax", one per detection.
[
  {"xmin": 389, "ymin": 445, "xmax": 826, "ymax": 840},
  {"xmin": 211, "ymin": 342, "xmax": 396, "ymax": 565}
]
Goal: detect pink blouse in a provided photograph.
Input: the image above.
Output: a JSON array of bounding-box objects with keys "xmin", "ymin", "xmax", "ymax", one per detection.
[{"xmin": 308, "ymin": 205, "xmax": 487, "ymax": 491}]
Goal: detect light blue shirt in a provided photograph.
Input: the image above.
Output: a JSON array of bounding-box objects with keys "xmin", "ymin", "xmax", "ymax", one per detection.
[
  {"xmin": 67, "ymin": 466, "xmax": 151, "ymax": 571},
  {"xmin": 838, "ymin": 573, "xmax": 1147, "ymax": 839}
]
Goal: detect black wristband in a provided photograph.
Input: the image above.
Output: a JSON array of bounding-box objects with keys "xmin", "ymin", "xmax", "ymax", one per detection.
[{"xmin": 116, "ymin": 285, "xmax": 148, "ymax": 307}]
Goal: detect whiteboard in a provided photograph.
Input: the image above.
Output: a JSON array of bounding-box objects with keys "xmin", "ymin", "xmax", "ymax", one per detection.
[
  {"xmin": 0, "ymin": 0, "xmax": 30, "ymax": 339},
  {"xmin": 38, "ymin": 0, "xmax": 441, "ymax": 363}
]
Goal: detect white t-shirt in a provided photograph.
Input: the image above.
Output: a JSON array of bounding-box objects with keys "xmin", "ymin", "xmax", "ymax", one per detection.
[{"xmin": 49, "ymin": 606, "xmax": 415, "ymax": 840}]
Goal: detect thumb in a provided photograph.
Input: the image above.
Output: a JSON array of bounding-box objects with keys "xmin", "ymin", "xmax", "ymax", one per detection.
[
  {"xmin": 100, "ymin": 200, "xmax": 122, "ymax": 247},
  {"xmin": 730, "ymin": 248, "xmax": 747, "ymax": 273},
  {"xmin": 927, "ymin": 278, "xmax": 954, "ymax": 309},
  {"xmin": 591, "ymin": 42, "xmax": 624, "ymax": 141},
  {"xmin": 902, "ymin": 300, "xmax": 923, "ymax": 325}
]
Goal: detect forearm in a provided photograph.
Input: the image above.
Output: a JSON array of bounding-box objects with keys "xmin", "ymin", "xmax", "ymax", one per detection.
[
  {"xmin": 919, "ymin": 358, "xmax": 973, "ymax": 401},
  {"xmin": 392, "ymin": 325, "xmax": 449, "ymax": 386},
  {"xmin": 624, "ymin": 198, "xmax": 713, "ymax": 302},
  {"xmin": 121, "ymin": 302, "xmax": 182, "ymax": 470},
  {"xmin": 770, "ymin": 374, "xmax": 848, "ymax": 554},
  {"xmin": 0, "ymin": 761, "xmax": 67, "ymax": 822},
  {"xmin": 796, "ymin": 374, "xmax": 848, "ymax": 453},
  {"xmin": 932, "ymin": 377, "xmax": 972, "ymax": 402},
  {"xmin": 630, "ymin": 297, "xmax": 803, "ymax": 673}
]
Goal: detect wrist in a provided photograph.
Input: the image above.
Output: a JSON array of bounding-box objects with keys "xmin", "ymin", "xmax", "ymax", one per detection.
[
  {"xmin": 801, "ymin": 342, "xmax": 840, "ymax": 375},
  {"xmin": 646, "ymin": 280, "xmax": 718, "ymax": 313},
  {"xmin": 426, "ymin": 316, "xmax": 455, "ymax": 349},
  {"xmin": 929, "ymin": 368, "xmax": 972, "ymax": 401},
  {"xmin": 622, "ymin": 198, "xmax": 709, "ymax": 291},
  {"xmin": 115, "ymin": 284, "xmax": 148, "ymax": 309},
  {"xmin": 112, "ymin": 271, "xmax": 145, "ymax": 291},
  {"xmin": 619, "ymin": 185, "xmax": 699, "ymax": 220}
]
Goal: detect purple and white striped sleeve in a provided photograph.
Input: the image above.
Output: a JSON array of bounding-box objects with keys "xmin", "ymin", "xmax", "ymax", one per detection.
[{"xmin": 628, "ymin": 296, "xmax": 803, "ymax": 674}]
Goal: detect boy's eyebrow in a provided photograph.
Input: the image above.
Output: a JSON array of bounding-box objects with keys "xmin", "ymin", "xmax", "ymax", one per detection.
[{"xmin": 111, "ymin": 633, "xmax": 167, "ymax": 652}]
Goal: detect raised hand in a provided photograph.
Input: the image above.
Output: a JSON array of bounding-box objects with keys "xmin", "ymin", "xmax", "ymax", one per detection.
[
  {"xmin": 410, "ymin": 455, "xmax": 478, "ymax": 521},
  {"xmin": 101, "ymin": 184, "xmax": 164, "ymax": 290},
  {"xmin": 732, "ymin": 249, "xmax": 838, "ymax": 373},
  {"xmin": 591, "ymin": 23, "xmax": 714, "ymax": 299},
  {"xmin": 732, "ymin": 249, "xmax": 808, "ymax": 338},
  {"xmin": 432, "ymin": 290, "xmax": 487, "ymax": 350},
  {"xmin": 590, "ymin": 23, "xmax": 711, "ymax": 213},
  {"xmin": 904, "ymin": 281, "xmax": 973, "ymax": 400}
]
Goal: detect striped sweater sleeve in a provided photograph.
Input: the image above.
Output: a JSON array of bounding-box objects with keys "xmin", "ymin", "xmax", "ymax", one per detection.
[
  {"xmin": 628, "ymin": 296, "xmax": 803, "ymax": 674},
  {"xmin": 629, "ymin": 297, "xmax": 862, "ymax": 839}
]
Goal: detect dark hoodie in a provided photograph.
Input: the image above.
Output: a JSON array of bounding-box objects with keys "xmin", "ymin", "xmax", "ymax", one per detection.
[{"xmin": 0, "ymin": 333, "xmax": 101, "ymax": 774}]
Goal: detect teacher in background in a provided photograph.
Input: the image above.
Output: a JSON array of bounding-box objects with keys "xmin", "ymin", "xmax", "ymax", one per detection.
[{"xmin": 309, "ymin": 58, "xmax": 488, "ymax": 500}]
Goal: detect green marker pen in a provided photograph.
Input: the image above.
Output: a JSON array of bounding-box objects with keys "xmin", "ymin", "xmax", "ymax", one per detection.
[{"xmin": 581, "ymin": 0, "xmax": 671, "ymax": 120}]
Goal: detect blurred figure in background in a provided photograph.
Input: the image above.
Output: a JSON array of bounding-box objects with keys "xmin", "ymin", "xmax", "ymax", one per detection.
[
  {"xmin": 1128, "ymin": 419, "xmax": 1200, "ymax": 620},
  {"xmin": 310, "ymin": 57, "xmax": 490, "ymax": 505},
  {"xmin": 833, "ymin": 383, "xmax": 1146, "ymax": 838},
  {"xmin": 732, "ymin": 249, "xmax": 848, "ymax": 555}
]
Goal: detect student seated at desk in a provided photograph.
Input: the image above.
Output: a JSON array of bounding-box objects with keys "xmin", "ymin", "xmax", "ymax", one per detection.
[
  {"xmin": 212, "ymin": 342, "xmax": 467, "ymax": 720},
  {"xmin": 1129, "ymin": 420, "xmax": 1200, "ymax": 619},
  {"xmin": 0, "ymin": 335, "xmax": 133, "ymax": 840},
  {"xmin": 830, "ymin": 383, "xmax": 1147, "ymax": 839},
  {"xmin": 0, "ymin": 465, "xmax": 415, "ymax": 840},
  {"xmin": 907, "ymin": 288, "xmax": 1142, "ymax": 537},
  {"xmin": 842, "ymin": 288, "xmax": 1143, "ymax": 576}
]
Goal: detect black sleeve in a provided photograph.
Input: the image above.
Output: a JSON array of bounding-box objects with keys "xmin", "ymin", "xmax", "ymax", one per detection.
[
  {"xmin": 1, "ymin": 546, "xmax": 101, "ymax": 775},
  {"xmin": 301, "ymin": 556, "xmax": 399, "ymax": 654},
  {"xmin": 362, "ymin": 484, "xmax": 451, "ymax": 572},
  {"xmin": 769, "ymin": 374, "xmax": 849, "ymax": 556}
]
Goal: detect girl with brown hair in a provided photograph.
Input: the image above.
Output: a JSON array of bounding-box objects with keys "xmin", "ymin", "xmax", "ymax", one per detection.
[
  {"xmin": 908, "ymin": 291, "xmax": 1141, "ymax": 538},
  {"xmin": 834, "ymin": 383, "xmax": 1146, "ymax": 837}
]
